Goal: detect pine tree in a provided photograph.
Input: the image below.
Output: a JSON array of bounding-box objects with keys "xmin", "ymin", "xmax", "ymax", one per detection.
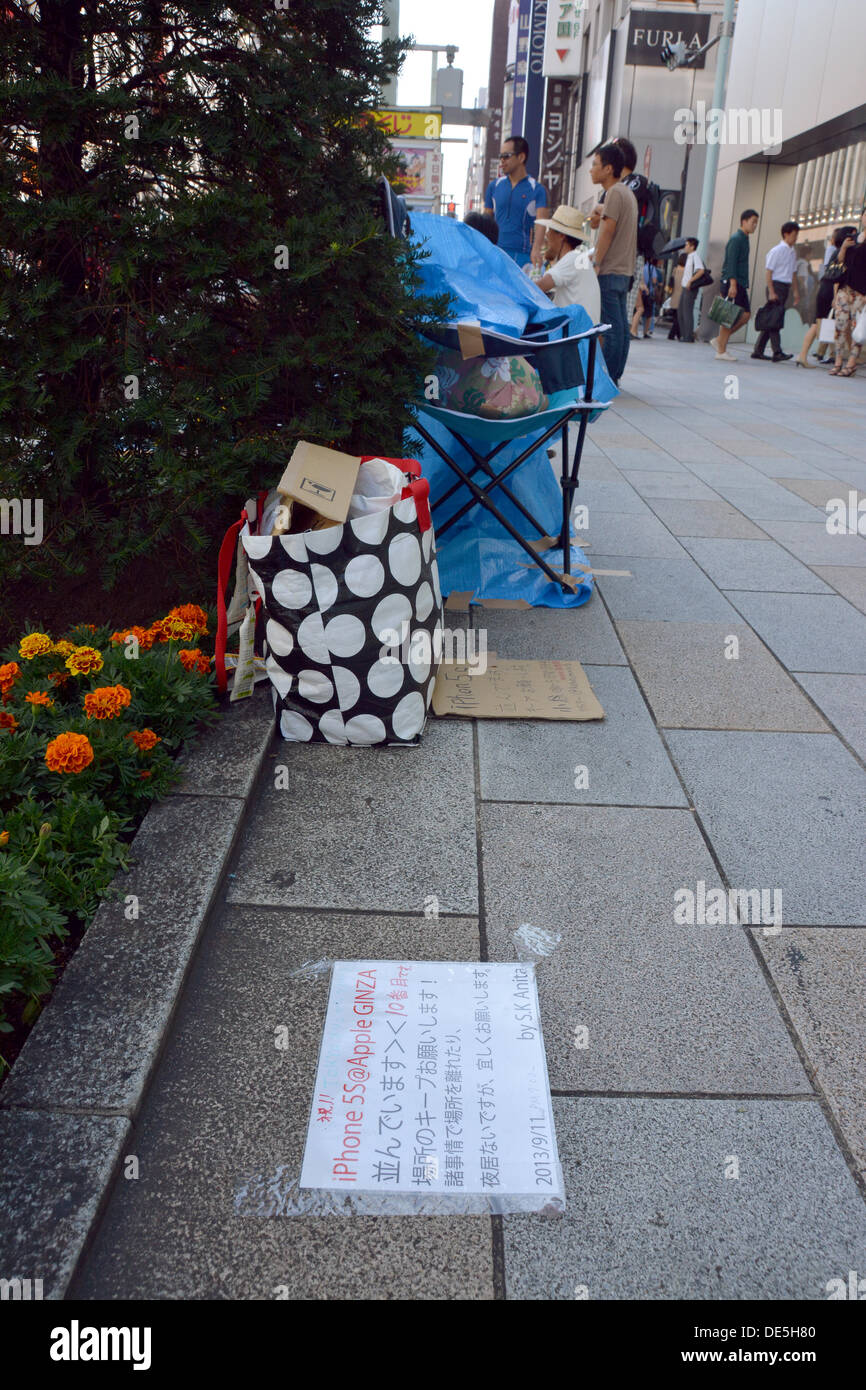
[{"xmin": 0, "ymin": 1, "xmax": 445, "ymax": 585}]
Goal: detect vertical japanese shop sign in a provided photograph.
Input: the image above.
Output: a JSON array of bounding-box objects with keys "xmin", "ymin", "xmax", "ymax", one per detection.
[
  {"xmin": 510, "ymin": 0, "xmax": 532, "ymax": 139},
  {"xmin": 300, "ymin": 961, "xmax": 564, "ymax": 1210},
  {"xmin": 540, "ymin": 77, "xmax": 570, "ymax": 210},
  {"xmin": 522, "ymin": 1, "xmax": 548, "ymax": 176}
]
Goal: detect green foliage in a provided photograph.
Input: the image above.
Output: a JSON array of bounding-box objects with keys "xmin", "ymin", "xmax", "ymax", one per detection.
[
  {"xmin": 0, "ymin": 604, "xmax": 219, "ymax": 1050},
  {"xmin": 0, "ymin": 1, "xmax": 446, "ymax": 588}
]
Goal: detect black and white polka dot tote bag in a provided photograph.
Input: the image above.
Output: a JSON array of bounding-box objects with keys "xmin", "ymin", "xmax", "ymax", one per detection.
[{"xmin": 241, "ymin": 459, "xmax": 443, "ymax": 745}]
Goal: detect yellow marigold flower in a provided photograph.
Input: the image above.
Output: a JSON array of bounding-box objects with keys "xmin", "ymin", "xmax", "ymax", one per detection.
[
  {"xmin": 168, "ymin": 604, "xmax": 208, "ymax": 637},
  {"xmin": 25, "ymin": 690, "xmax": 54, "ymax": 707},
  {"xmin": 128, "ymin": 728, "xmax": 160, "ymax": 751},
  {"xmin": 51, "ymin": 640, "xmax": 75, "ymax": 657},
  {"xmin": 19, "ymin": 633, "xmax": 53, "ymax": 660},
  {"xmin": 45, "ymin": 731, "xmax": 94, "ymax": 774},
  {"xmin": 155, "ymin": 615, "xmax": 194, "ymax": 643},
  {"xmin": 65, "ymin": 646, "xmax": 104, "ymax": 676}
]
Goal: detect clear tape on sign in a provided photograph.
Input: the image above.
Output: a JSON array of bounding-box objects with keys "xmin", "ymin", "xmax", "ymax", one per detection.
[
  {"xmin": 287, "ymin": 957, "xmax": 333, "ymax": 981},
  {"xmin": 234, "ymin": 1166, "xmax": 565, "ymax": 1217}
]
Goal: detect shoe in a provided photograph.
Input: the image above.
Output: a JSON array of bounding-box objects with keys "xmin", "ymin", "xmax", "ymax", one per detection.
[
  {"xmin": 715, "ymin": 351, "xmax": 736, "ymax": 362},
  {"xmin": 795, "ymin": 358, "xmax": 816, "ymax": 369},
  {"xmin": 750, "ymin": 352, "xmax": 767, "ymax": 359},
  {"xmin": 710, "ymin": 336, "xmax": 720, "ymax": 352},
  {"xmin": 772, "ymin": 352, "xmax": 793, "ymax": 362}
]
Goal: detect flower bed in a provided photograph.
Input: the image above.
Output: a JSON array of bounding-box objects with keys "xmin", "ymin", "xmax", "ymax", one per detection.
[{"xmin": 0, "ymin": 605, "xmax": 219, "ymax": 1070}]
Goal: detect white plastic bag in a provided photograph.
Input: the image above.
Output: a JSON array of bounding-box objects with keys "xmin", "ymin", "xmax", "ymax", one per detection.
[
  {"xmin": 347, "ymin": 457, "xmax": 405, "ymax": 519},
  {"xmin": 853, "ymin": 306, "xmax": 866, "ymax": 347},
  {"xmin": 818, "ymin": 315, "xmax": 837, "ymax": 345}
]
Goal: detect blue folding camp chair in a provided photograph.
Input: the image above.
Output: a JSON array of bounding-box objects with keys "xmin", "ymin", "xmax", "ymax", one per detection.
[{"xmin": 413, "ymin": 316, "xmax": 612, "ymax": 593}]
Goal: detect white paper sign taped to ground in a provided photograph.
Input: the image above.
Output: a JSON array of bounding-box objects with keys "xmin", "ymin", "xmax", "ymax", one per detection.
[{"xmin": 300, "ymin": 960, "xmax": 564, "ymax": 1213}]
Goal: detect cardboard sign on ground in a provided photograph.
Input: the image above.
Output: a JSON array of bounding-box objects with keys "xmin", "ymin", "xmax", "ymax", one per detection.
[
  {"xmin": 433, "ymin": 658, "xmax": 605, "ymax": 721},
  {"xmin": 277, "ymin": 441, "xmax": 362, "ymax": 524}
]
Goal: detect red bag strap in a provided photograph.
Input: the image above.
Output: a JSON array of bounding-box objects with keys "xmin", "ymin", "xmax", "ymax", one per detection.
[{"xmin": 215, "ymin": 510, "xmax": 247, "ymax": 695}]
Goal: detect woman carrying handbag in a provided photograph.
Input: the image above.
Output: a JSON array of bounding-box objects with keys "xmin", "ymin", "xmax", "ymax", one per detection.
[
  {"xmin": 830, "ymin": 208, "xmax": 866, "ymax": 377},
  {"xmin": 796, "ymin": 225, "xmax": 856, "ymax": 368}
]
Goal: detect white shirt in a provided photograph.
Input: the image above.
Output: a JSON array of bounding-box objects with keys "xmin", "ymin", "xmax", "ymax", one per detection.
[
  {"xmin": 683, "ymin": 250, "xmax": 705, "ymax": 285},
  {"xmin": 547, "ymin": 246, "xmax": 598, "ymax": 315},
  {"xmin": 765, "ymin": 240, "xmax": 797, "ymax": 283}
]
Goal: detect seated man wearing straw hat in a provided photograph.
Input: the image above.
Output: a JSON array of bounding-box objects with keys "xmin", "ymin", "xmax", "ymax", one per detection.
[{"xmin": 534, "ymin": 205, "xmax": 600, "ymax": 321}]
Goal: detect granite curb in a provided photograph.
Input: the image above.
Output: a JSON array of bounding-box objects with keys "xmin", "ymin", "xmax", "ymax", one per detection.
[{"xmin": 0, "ymin": 686, "xmax": 275, "ymax": 1298}]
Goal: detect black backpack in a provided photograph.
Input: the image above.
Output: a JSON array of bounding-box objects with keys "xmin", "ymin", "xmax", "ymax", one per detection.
[{"xmin": 626, "ymin": 173, "xmax": 664, "ymax": 259}]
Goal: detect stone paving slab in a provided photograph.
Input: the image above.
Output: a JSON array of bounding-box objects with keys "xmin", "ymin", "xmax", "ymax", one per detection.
[
  {"xmin": 665, "ymin": 730, "xmax": 866, "ymax": 925},
  {"xmin": 623, "ymin": 471, "xmax": 720, "ymax": 501},
  {"xmin": 682, "ymin": 460, "xmax": 769, "ymax": 488},
  {"xmin": 72, "ymin": 908, "xmax": 492, "ymax": 1301},
  {"xmin": 503, "ymin": 1098, "xmax": 866, "ymax": 1299},
  {"xmin": 755, "ymin": 929, "xmax": 866, "ymax": 1181},
  {"xmin": 793, "ymin": 673, "xmax": 866, "ymax": 761},
  {"xmin": 615, "ymin": 621, "xmax": 828, "ymax": 732},
  {"xmin": 726, "ymin": 591, "xmax": 866, "ymax": 673},
  {"xmin": 470, "ymin": 603, "xmax": 626, "ymax": 665},
  {"xmin": 171, "ymin": 686, "xmax": 275, "ymax": 799},
  {"xmin": 734, "ymin": 453, "xmax": 835, "ymax": 480},
  {"xmin": 710, "ymin": 483, "xmax": 824, "ymax": 523},
  {"xmin": 757, "ymin": 520, "xmax": 866, "ymax": 568},
  {"xmin": 480, "ymin": 804, "xmax": 719, "ymax": 936},
  {"xmin": 1, "ymin": 795, "xmax": 245, "ymax": 1115},
  {"xmin": 584, "ymin": 511, "xmax": 686, "ymax": 559},
  {"xmin": 810, "ymin": 566, "xmax": 866, "ymax": 615},
  {"xmin": 590, "ymin": 556, "xmax": 739, "ymax": 621},
  {"xmin": 680, "ymin": 536, "xmax": 832, "ymax": 594},
  {"xmin": 773, "ymin": 478, "xmax": 866, "ymax": 510},
  {"xmin": 644, "ymin": 499, "xmax": 767, "ymax": 540},
  {"xmin": 0, "ymin": 1111, "xmax": 130, "ymax": 1300},
  {"xmin": 226, "ymin": 720, "xmax": 478, "ymax": 913},
  {"xmin": 575, "ymin": 479, "xmax": 653, "ymax": 515},
  {"xmin": 476, "ymin": 665, "xmax": 686, "ymax": 808}
]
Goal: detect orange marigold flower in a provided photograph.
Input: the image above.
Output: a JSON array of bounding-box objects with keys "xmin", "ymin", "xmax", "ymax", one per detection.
[
  {"xmin": 0, "ymin": 711, "xmax": 18, "ymax": 732},
  {"xmin": 168, "ymin": 604, "xmax": 208, "ymax": 637},
  {"xmin": 83, "ymin": 684, "xmax": 133, "ymax": 720},
  {"xmin": 128, "ymin": 728, "xmax": 160, "ymax": 751},
  {"xmin": 25, "ymin": 690, "xmax": 54, "ymax": 707},
  {"xmin": 139, "ymin": 770, "xmax": 153, "ymax": 780},
  {"xmin": 19, "ymin": 632, "xmax": 53, "ymax": 660},
  {"xmin": 66, "ymin": 646, "xmax": 104, "ymax": 676},
  {"xmin": 51, "ymin": 640, "xmax": 75, "ymax": 657},
  {"xmin": 178, "ymin": 648, "xmax": 210, "ymax": 675},
  {"xmin": 0, "ymin": 830, "xmax": 9, "ymax": 846},
  {"xmin": 154, "ymin": 615, "xmax": 194, "ymax": 643},
  {"xmin": 0, "ymin": 661, "xmax": 22, "ymax": 694},
  {"xmin": 48, "ymin": 669, "xmax": 70, "ymax": 686},
  {"xmin": 110, "ymin": 625, "xmax": 154, "ymax": 651},
  {"xmin": 45, "ymin": 731, "xmax": 94, "ymax": 774}
]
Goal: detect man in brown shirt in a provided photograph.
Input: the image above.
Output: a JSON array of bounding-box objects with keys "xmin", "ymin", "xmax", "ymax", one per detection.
[{"xmin": 590, "ymin": 143, "xmax": 638, "ymax": 385}]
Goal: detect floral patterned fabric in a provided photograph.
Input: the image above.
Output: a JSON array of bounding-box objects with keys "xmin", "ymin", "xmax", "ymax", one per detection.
[{"xmin": 434, "ymin": 350, "xmax": 548, "ymax": 419}]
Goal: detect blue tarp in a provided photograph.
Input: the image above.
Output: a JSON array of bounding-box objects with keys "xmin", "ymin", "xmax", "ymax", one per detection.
[{"xmin": 407, "ymin": 213, "xmax": 618, "ymax": 608}]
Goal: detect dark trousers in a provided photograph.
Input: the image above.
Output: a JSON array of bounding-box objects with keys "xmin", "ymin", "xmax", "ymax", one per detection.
[
  {"xmin": 678, "ymin": 286, "xmax": 698, "ymax": 341},
  {"xmin": 754, "ymin": 280, "xmax": 790, "ymax": 357},
  {"xmin": 668, "ymin": 310, "xmax": 682, "ymax": 340}
]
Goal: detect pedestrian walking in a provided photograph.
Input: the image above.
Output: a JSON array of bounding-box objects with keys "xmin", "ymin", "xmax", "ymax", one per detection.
[
  {"xmin": 630, "ymin": 258, "xmax": 661, "ymax": 338},
  {"xmin": 795, "ymin": 225, "xmax": 857, "ymax": 368},
  {"xmin": 590, "ymin": 142, "xmax": 638, "ymax": 386},
  {"xmin": 678, "ymin": 236, "xmax": 706, "ymax": 342},
  {"xmin": 667, "ymin": 254, "xmax": 686, "ymax": 339},
  {"xmin": 830, "ymin": 207, "xmax": 866, "ymax": 378},
  {"xmin": 484, "ymin": 137, "xmax": 548, "ymax": 268},
  {"xmin": 751, "ymin": 221, "xmax": 801, "ymax": 362},
  {"xmin": 711, "ymin": 209, "xmax": 759, "ymax": 360}
]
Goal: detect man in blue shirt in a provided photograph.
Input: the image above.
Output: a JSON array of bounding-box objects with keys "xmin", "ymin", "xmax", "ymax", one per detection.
[{"xmin": 484, "ymin": 136, "xmax": 548, "ymax": 267}]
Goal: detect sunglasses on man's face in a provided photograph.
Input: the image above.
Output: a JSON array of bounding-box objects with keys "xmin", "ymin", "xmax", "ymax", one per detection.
[{"xmin": 500, "ymin": 152, "xmax": 516, "ymax": 160}]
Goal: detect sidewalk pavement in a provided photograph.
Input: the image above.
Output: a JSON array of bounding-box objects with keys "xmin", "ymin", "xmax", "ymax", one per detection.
[{"xmin": 9, "ymin": 338, "xmax": 866, "ymax": 1299}]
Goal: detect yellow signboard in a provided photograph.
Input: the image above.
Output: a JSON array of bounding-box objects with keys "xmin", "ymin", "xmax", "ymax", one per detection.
[{"xmin": 371, "ymin": 109, "xmax": 442, "ymax": 140}]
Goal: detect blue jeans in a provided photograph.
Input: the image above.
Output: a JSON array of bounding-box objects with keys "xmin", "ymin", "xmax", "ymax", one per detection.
[{"xmin": 598, "ymin": 273, "xmax": 631, "ymax": 384}]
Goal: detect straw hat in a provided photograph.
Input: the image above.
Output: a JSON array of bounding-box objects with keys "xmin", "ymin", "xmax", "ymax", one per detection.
[{"xmin": 534, "ymin": 205, "xmax": 588, "ymax": 242}]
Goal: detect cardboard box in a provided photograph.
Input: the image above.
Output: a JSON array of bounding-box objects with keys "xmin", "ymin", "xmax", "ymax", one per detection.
[
  {"xmin": 276, "ymin": 441, "xmax": 363, "ymax": 525},
  {"xmin": 433, "ymin": 658, "xmax": 604, "ymax": 721}
]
